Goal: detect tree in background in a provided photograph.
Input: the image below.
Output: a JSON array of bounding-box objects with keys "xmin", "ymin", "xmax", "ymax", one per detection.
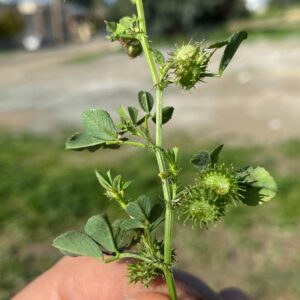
[{"xmin": 105, "ymin": 0, "xmax": 247, "ymax": 36}]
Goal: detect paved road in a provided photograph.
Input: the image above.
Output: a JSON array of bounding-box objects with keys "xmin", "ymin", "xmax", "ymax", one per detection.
[{"xmin": 1, "ymin": 37, "xmax": 300, "ymax": 144}]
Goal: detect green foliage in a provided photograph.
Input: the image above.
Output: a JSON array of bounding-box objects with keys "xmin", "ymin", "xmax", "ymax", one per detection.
[
  {"xmin": 105, "ymin": 16, "xmax": 143, "ymax": 58},
  {"xmin": 152, "ymin": 106, "xmax": 175, "ymax": 124},
  {"xmin": 85, "ymin": 215, "xmax": 118, "ymax": 253},
  {"xmin": 218, "ymin": 31, "xmax": 248, "ymax": 75},
  {"xmin": 66, "ymin": 109, "xmax": 119, "ymax": 151},
  {"xmin": 190, "ymin": 144, "xmax": 224, "ymax": 168},
  {"xmin": 238, "ymin": 167, "xmax": 278, "ymax": 206},
  {"xmin": 52, "ymin": 1, "xmax": 276, "ymax": 298},
  {"xmin": 138, "ymin": 91, "xmax": 154, "ymax": 113},
  {"xmin": 2, "ymin": 134, "xmax": 296, "ymax": 298},
  {"xmin": 53, "ymin": 232, "xmax": 103, "ymax": 259},
  {"xmin": 83, "ymin": 109, "xmax": 117, "ymax": 141},
  {"xmin": 0, "ymin": 11, "xmax": 23, "ymax": 40},
  {"xmin": 106, "ymin": 0, "xmax": 247, "ymax": 36}
]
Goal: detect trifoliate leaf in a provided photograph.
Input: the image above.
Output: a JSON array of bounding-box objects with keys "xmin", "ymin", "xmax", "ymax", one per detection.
[
  {"xmin": 82, "ymin": 109, "xmax": 117, "ymax": 141},
  {"xmin": 210, "ymin": 144, "xmax": 224, "ymax": 165},
  {"xmin": 219, "ymin": 31, "xmax": 248, "ymax": 75},
  {"xmin": 138, "ymin": 91, "xmax": 154, "ymax": 113},
  {"xmin": 66, "ymin": 133, "xmax": 105, "ymax": 151},
  {"xmin": 85, "ymin": 215, "xmax": 118, "ymax": 253},
  {"xmin": 53, "ymin": 231, "xmax": 102, "ymax": 259},
  {"xmin": 240, "ymin": 167, "xmax": 277, "ymax": 206},
  {"xmin": 190, "ymin": 151, "xmax": 210, "ymax": 168}
]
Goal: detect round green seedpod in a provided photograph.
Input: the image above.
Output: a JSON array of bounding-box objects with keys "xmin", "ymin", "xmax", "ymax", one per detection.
[
  {"xmin": 126, "ymin": 40, "xmax": 143, "ymax": 58},
  {"xmin": 199, "ymin": 164, "xmax": 242, "ymax": 203},
  {"xmin": 203, "ymin": 173, "xmax": 231, "ymax": 196},
  {"xmin": 127, "ymin": 42, "xmax": 143, "ymax": 58},
  {"xmin": 175, "ymin": 44, "xmax": 198, "ymax": 60},
  {"xmin": 171, "ymin": 43, "xmax": 209, "ymax": 90},
  {"xmin": 179, "ymin": 187, "xmax": 226, "ymax": 228}
]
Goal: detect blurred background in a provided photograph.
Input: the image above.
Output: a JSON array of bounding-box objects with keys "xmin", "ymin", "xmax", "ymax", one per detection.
[{"xmin": 1, "ymin": 0, "xmax": 300, "ymax": 299}]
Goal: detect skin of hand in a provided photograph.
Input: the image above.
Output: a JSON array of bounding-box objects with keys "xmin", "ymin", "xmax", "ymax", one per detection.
[
  {"xmin": 12, "ymin": 257, "xmax": 205, "ymax": 300},
  {"xmin": 13, "ymin": 257, "xmax": 251, "ymax": 300}
]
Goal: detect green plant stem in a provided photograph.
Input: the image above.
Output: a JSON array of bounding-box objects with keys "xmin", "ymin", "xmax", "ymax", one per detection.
[{"xmin": 135, "ymin": 1, "xmax": 178, "ymax": 299}]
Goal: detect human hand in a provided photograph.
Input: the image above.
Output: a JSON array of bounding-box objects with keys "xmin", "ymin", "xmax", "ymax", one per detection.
[{"xmin": 13, "ymin": 257, "xmax": 250, "ymax": 300}]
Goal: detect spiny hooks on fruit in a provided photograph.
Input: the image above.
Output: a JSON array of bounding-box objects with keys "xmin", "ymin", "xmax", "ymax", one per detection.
[{"xmin": 169, "ymin": 43, "xmax": 210, "ymax": 90}]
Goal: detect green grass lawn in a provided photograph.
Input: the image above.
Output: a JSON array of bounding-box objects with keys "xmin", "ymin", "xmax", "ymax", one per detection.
[{"xmin": 0, "ymin": 132, "xmax": 299, "ymax": 299}]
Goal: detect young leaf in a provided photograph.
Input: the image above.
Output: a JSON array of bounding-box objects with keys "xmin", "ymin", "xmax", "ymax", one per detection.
[
  {"xmin": 138, "ymin": 91, "xmax": 154, "ymax": 113},
  {"xmin": 85, "ymin": 215, "xmax": 118, "ymax": 253},
  {"xmin": 113, "ymin": 175, "xmax": 122, "ymax": 191},
  {"xmin": 105, "ymin": 21, "xmax": 117, "ymax": 33},
  {"xmin": 239, "ymin": 167, "xmax": 277, "ymax": 206},
  {"xmin": 210, "ymin": 144, "xmax": 224, "ymax": 165},
  {"xmin": 53, "ymin": 231, "xmax": 102, "ymax": 259},
  {"xmin": 128, "ymin": 107, "xmax": 139, "ymax": 124},
  {"xmin": 190, "ymin": 151, "xmax": 210, "ymax": 168},
  {"xmin": 219, "ymin": 31, "xmax": 248, "ymax": 75},
  {"xmin": 95, "ymin": 170, "xmax": 111, "ymax": 190},
  {"xmin": 151, "ymin": 48, "xmax": 165, "ymax": 65},
  {"xmin": 66, "ymin": 133, "xmax": 105, "ymax": 151},
  {"xmin": 82, "ymin": 109, "xmax": 117, "ymax": 141},
  {"xmin": 152, "ymin": 107, "xmax": 175, "ymax": 125},
  {"xmin": 118, "ymin": 105, "xmax": 131, "ymax": 123}
]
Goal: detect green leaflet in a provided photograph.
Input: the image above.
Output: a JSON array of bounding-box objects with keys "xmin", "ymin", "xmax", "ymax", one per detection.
[
  {"xmin": 152, "ymin": 107, "xmax": 174, "ymax": 125},
  {"xmin": 121, "ymin": 218, "xmax": 146, "ymax": 230},
  {"xmin": 138, "ymin": 91, "xmax": 154, "ymax": 113},
  {"xmin": 190, "ymin": 151, "xmax": 210, "ymax": 168},
  {"xmin": 85, "ymin": 215, "xmax": 118, "ymax": 253},
  {"xmin": 219, "ymin": 31, "xmax": 248, "ymax": 75},
  {"xmin": 126, "ymin": 195, "xmax": 163, "ymax": 227},
  {"xmin": 127, "ymin": 202, "xmax": 148, "ymax": 222},
  {"xmin": 53, "ymin": 231, "xmax": 102, "ymax": 259},
  {"xmin": 239, "ymin": 166, "xmax": 277, "ymax": 206},
  {"xmin": 82, "ymin": 109, "xmax": 117, "ymax": 141},
  {"xmin": 207, "ymin": 41, "xmax": 229, "ymax": 49},
  {"xmin": 210, "ymin": 144, "xmax": 224, "ymax": 165},
  {"xmin": 151, "ymin": 48, "xmax": 165, "ymax": 65},
  {"xmin": 66, "ymin": 133, "xmax": 105, "ymax": 151},
  {"xmin": 112, "ymin": 219, "xmax": 134, "ymax": 249},
  {"xmin": 128, "ymin": 107, "xmax": 139, "ymax": 124},
  {"xmin": 191, "ymin": 145, "xmax": 224, "ymax": 168}
]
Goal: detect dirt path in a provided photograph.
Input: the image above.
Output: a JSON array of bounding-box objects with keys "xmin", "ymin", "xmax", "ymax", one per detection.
[{"xmin": 1, "ymin": 37, "xmax": 300, "ymax": 144}]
